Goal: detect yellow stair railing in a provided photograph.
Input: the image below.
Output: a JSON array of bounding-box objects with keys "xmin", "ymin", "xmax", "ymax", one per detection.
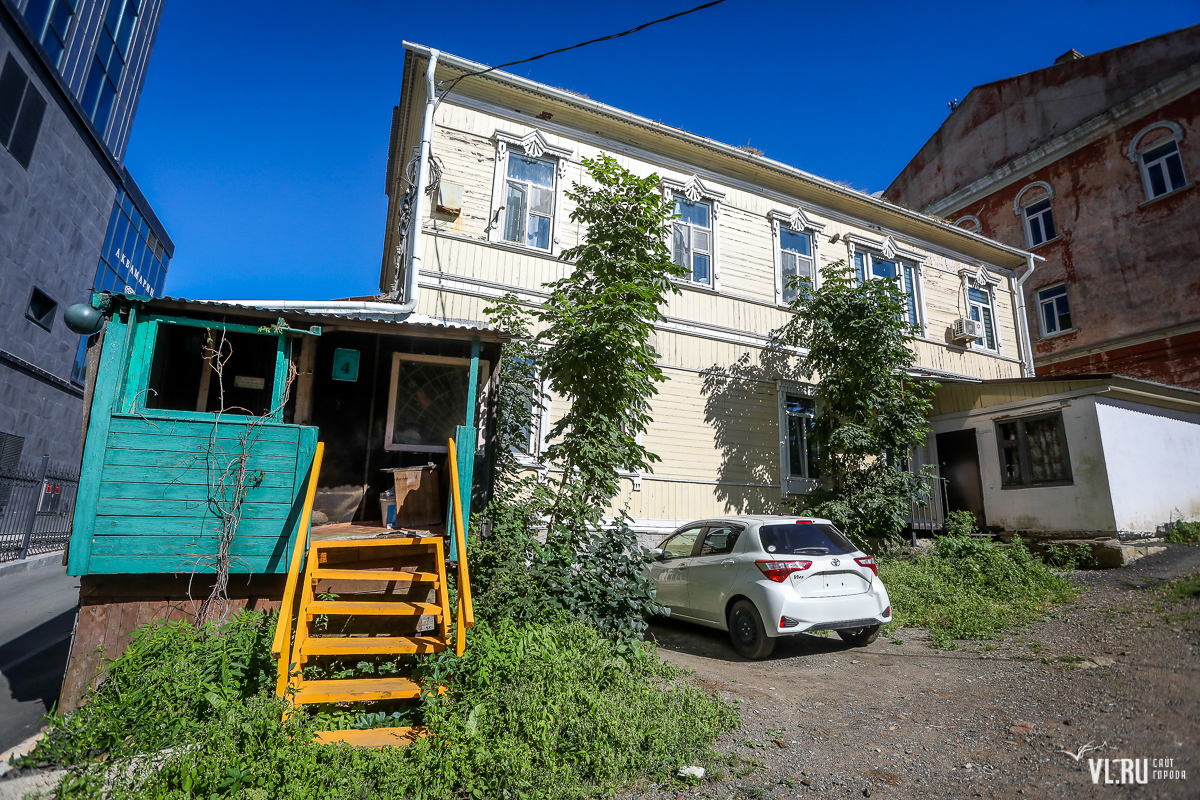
[{"xmin": 271, "ymin": 437, "xmax": 474, "ymax": 746}]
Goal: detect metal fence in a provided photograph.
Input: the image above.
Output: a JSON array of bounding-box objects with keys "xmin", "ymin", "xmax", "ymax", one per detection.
[
  {"xmin": 0, "ymin": 456, "xmax": 80, "ymax": 562},
  {"xmin": 908, "ymin": 473, "xmax": 949, "ymax": 533}
]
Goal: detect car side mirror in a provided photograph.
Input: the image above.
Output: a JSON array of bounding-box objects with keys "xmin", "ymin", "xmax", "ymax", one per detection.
[{"xmin": 651, "ymin": 548, "xmax": 665, "ymax": 561}]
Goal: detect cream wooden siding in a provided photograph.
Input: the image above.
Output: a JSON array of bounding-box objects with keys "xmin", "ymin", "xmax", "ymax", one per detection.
[{"xmin": 409, "ymin": 95, "xmax": 1032, "ymax": 528}]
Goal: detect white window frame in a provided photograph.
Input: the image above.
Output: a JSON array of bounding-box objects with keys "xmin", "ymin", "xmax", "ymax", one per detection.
[
  {"xmin": 1036, "ymin": 283, "xmax": 1073, "ymax": 338},
  {"xmin": 1013, "ymin": 181, "xmax": 1057, "ymax": 248},
  {"xmin": 1127, "ymin": 121, "xmax": 1188, "ymax": 201},
  {"xmin": 662, "ymin": 174, "xmax": 724, "ymax": 290},
  {"xmin": 769, "ymin": 208, "xmax": 825, "ymax": 306},
  {"xmin": 777, "ymin": 380, "xmax": 818, "ymax": 498},
  {"xmin": 513, "ymin": 375, "xmax": 552, "ymax": 468},
  {"xmin": 489, "ymin": 129, "xmax": 573, "ymax": 256},
  {"xmin": 961, "ymin": 266, "xmax": 1004, "ymax": 354},
  {"xmin": 844, "ymin": 234, "xmax": 927, "ymax": 336}
]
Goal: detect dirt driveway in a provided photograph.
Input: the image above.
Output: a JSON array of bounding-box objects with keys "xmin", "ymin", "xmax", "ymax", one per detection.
[{"xmin": 636, "ymin": 546, "xmax": 1200, "ymax": 800}]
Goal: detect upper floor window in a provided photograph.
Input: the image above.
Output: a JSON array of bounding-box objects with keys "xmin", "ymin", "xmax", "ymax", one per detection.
[
  {"xmin": 672, "ymin": 197, "xmax": 713, "ymax": 285},
  {"xmin": 1037, "ymin": 284, "xmax": 1072, "ymax": 336},
  {"xmin": 81, "ymin": 0, "xmax": 141, "ymax": 136},
  {"xmin": 0, "ymin": 54, "xmax": 47, "ymax": 170},
  {"xmin": 489, "ymin": 129, "xmax": 572, "ymax": 255},
  {"xmin": 771, "ymin": 208, "xmax": 824, "ymax": 306},
  {"xmin": 1014, "ymin": 181, "xmax": 1056, "ymax": 248},
  {"xmin": 853, "ymin": 246, "xmax": 921, "ymax": 329},
  {"xmin": 967, "ymin": 286, "xmax": 997, "ymax": 351},
  {"xmin": 779, "ymin": 228, "xmax": 812, "ymax": 304},
  {"xmin": 1128, "ymin": 122, "xmax": 1188, "ymax": 201},
  {"xmin": 663, "ymin": 174, "xmax": 724, "ymax": 289},
  {"xmin": 502, "ymin": 153, "xmax": 555, "ymax": 250},
  {"xmin": 24, "ymin": 0, "xmax": 76, "ymax": 67}
]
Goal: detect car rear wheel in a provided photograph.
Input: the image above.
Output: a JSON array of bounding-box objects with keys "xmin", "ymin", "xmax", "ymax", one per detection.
[
  {"xmin": 728, "ymin": 599, "xmax": 776, "ymax": 660},
  {"xmin": 837, "ymin": 624, "xmax": 880, "ymax": 647}
]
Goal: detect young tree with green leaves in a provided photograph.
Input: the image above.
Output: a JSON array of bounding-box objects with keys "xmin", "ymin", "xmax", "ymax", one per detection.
[
  {"xmin": 475, "ymin": 154, "xmax": 687, "ymax": 640},
  {"xmin": 770, "ymin": 261, "xmax": 937, "ymax": 544}
]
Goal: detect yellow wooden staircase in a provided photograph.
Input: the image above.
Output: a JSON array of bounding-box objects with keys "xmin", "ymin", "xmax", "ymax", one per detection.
[{"xmin": 271, "ymin": 440, "xmax": 475, "ymax": 746}]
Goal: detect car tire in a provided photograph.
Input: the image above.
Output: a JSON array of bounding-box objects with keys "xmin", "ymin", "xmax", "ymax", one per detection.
[
  {"xmin": 728, "ymin": 599, "xmax": 776, "ymax": 660},
  {"xmin": 837, "ymin": 624, "xmax": 881, "ymax": 647}
]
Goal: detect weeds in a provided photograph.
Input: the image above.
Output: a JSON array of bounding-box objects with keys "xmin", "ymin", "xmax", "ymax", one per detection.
[
  {"xmin": 30, "ymin": 614, "xmax": 737, "ymax": 800},
  {"xmin": 1165, "ymin": 573, "xmax": 1200, "ymax": 601},
  {"xmin": 1164, "ymin": 520, "xmax": 1200, "ymax": 546},
  {"xmin": 879, "ymin": 529, "xmax": 1076, "ymax": 648},
  {"xmin": 1043, "ymin": 542, "xmax": 1098, "ymax": 571}
]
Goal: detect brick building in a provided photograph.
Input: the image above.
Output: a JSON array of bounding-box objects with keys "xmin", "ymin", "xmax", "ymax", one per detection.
[{"xmin": 884, "ymin": 25, "xmax": 1200, "ymax": 388}]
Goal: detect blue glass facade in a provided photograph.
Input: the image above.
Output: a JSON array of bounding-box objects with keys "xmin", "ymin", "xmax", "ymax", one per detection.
[{"xmin": 71, "ymin": 187, "xmax": 170, "ymax": 382}]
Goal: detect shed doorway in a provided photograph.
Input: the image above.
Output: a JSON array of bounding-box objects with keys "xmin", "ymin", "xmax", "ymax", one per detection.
[{"xmin": 936, "ymin": 429, "xmax": 986, "ymax": 527}]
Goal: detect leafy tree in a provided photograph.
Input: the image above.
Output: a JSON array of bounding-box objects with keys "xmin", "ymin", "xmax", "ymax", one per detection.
[
  {"xmin": 770, "ymin": 261, "xmax": 937, "ymax": 544},
  {"xmin": 475, "ymin": 154, "xmax": 686, "ymax": 640}
]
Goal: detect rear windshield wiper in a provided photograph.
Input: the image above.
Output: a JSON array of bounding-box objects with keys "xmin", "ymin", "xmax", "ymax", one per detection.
[{"xmin": 793, "ymin": 547, "xmax": 829, "ymax": 554}]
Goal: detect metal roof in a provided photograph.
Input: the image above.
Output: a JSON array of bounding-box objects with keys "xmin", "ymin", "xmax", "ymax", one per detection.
[{"xmin": 108, "ymin": 294, "xmax": 504, "ymax": 337}]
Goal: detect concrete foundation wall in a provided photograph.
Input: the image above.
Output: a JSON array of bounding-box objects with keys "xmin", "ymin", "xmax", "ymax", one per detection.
[{"xmin": 1094, "ymin": 397, "xmax": 1200, "ymax": 532}]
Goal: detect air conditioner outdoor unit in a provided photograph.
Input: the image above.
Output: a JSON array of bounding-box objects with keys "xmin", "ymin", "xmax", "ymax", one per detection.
[{"xmin": 952, "ymin": 317, "xmax": 983, "ymax": 342}]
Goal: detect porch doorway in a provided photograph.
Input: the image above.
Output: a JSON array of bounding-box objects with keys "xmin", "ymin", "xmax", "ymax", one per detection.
[{"xmin": 936, "ymin": 429, "xmax": 985, "ymax": 527}]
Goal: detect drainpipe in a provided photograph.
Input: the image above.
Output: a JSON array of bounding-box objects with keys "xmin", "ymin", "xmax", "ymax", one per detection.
[
  {"xmin": 395, "ymin": 48, "xmax": 440, "ymax": 312},
  {"xmin": 1013, "ymin": 253, "xmax": 1041, "ymax": 377}
]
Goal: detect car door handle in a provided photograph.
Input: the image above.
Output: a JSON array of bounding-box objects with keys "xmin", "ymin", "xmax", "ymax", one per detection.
[
  {"xmin": 677, "ymin": 563, "xmax": 688, "ymax": 569},
  {"xmin": 721, "ymin": 559, "xmax": 735, "ymax": 567}
]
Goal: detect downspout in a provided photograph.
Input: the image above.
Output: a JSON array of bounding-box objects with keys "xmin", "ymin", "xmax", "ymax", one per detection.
[
  {"xmin": 395, "ymin": 48, "xmax": 440, "ymax": 312},
  {"xmin": 1013, "ymin": 254, "xmax": 1041, "ymax": 377}
]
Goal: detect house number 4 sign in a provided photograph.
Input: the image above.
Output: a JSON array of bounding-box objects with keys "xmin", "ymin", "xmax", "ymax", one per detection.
[{"xmin": 332, "ymin": 348, "xmax": 360, "ymax": 382}]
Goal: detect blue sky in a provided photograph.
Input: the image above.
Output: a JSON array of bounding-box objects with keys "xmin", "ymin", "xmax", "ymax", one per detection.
[{"xmin": 126, "ymin": 0, "xmax": 1200, "ymax": 301}]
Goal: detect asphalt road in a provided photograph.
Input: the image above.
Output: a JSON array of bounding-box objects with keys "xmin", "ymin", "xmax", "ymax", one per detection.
[{"xmin": 0, "ymin": 559, "xmax": 79, "ymax": 752}]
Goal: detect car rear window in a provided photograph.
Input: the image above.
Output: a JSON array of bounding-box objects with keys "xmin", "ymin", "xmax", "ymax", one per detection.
[{"xmin": 758, "ymin": 523, "xmax": 854, "ymax": 556}]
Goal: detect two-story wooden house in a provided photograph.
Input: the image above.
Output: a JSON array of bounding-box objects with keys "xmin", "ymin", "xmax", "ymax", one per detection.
[{"xmin": 380, "ymin": 43, "xmax": 1038, "ymax": 541}]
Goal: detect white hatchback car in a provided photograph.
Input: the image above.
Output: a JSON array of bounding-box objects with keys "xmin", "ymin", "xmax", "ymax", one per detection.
[{"xmin": 647, "ymin": 516, "xmax": 892, "ymax": 659}]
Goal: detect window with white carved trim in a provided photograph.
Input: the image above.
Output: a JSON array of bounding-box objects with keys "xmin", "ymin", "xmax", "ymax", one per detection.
[
  {"xmin": 671, "ymin": 197, "xmax": 713, "ymax": 285},
  {"xmin": 779, "ymin": 228, "xmax": 813, "ymax": 305},
  {"xmin": 502, "ymin": 152, "xmax": 556, "ymax": 251},
  {"xmin": 853, "ymin": 249, "xmax": 921, "ymax": 329},
  {"xmin": 967, "ymin": 286, "xmax": 998, "ymax": 351}
]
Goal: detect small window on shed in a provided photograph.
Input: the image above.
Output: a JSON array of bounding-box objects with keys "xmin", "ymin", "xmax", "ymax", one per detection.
[{"xmin": 146, "ymin": 325, "xmax": 279, "ymax": 416}]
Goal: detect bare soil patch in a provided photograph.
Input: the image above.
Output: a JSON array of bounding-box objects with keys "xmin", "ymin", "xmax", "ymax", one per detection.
[{"xmin": 627, "ymin": 545, "xmax": 1200, "ymax": 799}]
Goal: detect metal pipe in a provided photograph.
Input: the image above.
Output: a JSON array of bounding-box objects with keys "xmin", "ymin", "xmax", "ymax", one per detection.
[
  {"xmin": 1013, "ymin": 254, "xmax": 1040, "ymax": 377},
  {"xmin": 393, "ymin": 48, "xmax": 441, "ymax": 314}
]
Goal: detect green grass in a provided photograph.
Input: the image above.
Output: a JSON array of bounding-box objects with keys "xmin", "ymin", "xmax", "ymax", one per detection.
[
  {"xmin": 28, "ymin": 614, "xmax": 737, "ymax": 800},
  {"xmin": 879, "ymin": 535, "xmax": 1077, "ymax": 648},
  {"xmin": 1165, "ymin": 521, "xmax": 1200, "ymax": 546},
  {"xmin": 1165, "ymin": 573, "xmax": 1200, "ymax": 601}
]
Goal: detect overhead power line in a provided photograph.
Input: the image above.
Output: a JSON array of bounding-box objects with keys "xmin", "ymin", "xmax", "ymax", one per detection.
[{"xmin": 434, "ymin": 0, "xmax": 729, "ymax": 105}]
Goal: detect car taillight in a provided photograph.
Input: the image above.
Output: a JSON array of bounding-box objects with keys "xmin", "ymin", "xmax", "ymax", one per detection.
[
  {"xmin": 755, "ymin": 560, "xmax": 812, "ymax": 582},
  {"xmin": 854, "ymin": 556, "xmax": 878, "ymax": 576}
]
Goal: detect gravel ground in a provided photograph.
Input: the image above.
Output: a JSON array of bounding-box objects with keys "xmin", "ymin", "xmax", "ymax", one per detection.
[{"xmin": 626, "ymin": 544, "xmax": 1200, "ymax": 800}]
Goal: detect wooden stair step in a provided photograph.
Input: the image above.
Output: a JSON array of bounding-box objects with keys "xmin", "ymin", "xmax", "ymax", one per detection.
[
  {"xmin": 293, "ymin": 677, "xmax": 422, "ymax": 704},
  {"xmin": 312, "ymin": 569, "xmax": 439, "ymax": 584},
  {"xmin": 307, "ymin": 600, "xmax": 442, "ymax": 617},
  {"xmin": 313, "ymin": 726, "xmax": 426, "ymax": 747},
  {"xmin": 313, "ymin": 537, "xmax": 433, "ymax": 549},
  {"xmin": 300, "ymin": 635, "xmax": 447, "ymax": 656}
]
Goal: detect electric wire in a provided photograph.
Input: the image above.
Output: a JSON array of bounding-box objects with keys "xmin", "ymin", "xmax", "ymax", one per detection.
[{"xmin": 432, "ymin": 0, "xmax": 729, "ymax": 109}]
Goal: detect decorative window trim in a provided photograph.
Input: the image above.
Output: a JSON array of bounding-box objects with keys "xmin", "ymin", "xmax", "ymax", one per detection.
[
  {"xmin": 843, "ymin": 234, "xmax": 928, "ymax": 336},
  {"xmin": 489, "ymin": 129, "xmax": 574, "ymax": 256},
  {"xmin": 955, "ymin": 215, "xmax": 981, "ymax": 233},
  {"xmin": 1126, "ymin": 120, "xmax": 1184, "ymax": 162},
  {"xmin": 1127, "ymin": 121, "xmax": 1188, "ymax": 201},
  {"xmin": 768, "ymin": 208, "xmax": 825, "ymax": 305},
  {"xmin": 960, "ymin": 266, "xmax": 1004, "ymax": 355},
  {"xmin": 663, "ymin": 174, "xmax": 724, "ymax": 290},
  {"xmin": 777, "ymin": 380, "xmax": 818, "ymax": 499},
  {"xmin": 1012, "ymin": 181, "xmax": 1055, "ymax": 215}
]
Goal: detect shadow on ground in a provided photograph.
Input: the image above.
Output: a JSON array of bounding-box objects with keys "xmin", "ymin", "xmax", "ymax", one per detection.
[{"xmin": 647, "ymin": 614, "xmax": 862, "ymax": 663}]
